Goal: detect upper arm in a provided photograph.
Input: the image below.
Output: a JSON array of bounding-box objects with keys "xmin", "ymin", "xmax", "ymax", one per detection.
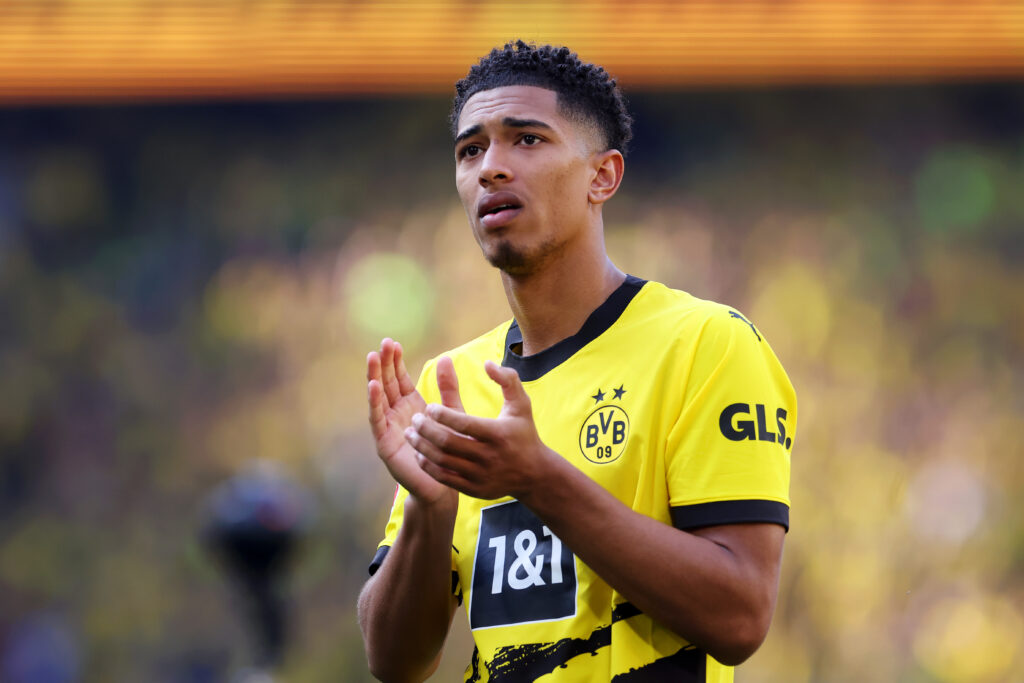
[
  {"xmin": 690, "ymin": 522, "xmax": 785, "ymax": 588},
  {"xmin": 662, "ymin": 308, "xmax": 794, "ymax": 649},
  {"xmin": 690, "ymin": 521, "xmax": 786, "ymax": 631},
  {"xmin": 666, "ymin": 306, "xmax": 796, "ymax": 530},
  {"xmin": 658, "ymin": 521, "xmax": 787, "ymax": 665}
]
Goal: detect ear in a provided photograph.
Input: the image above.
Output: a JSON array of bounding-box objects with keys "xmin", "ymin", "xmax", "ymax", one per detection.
[{"xmin": 587, "ymin": 149, "xmax": 625, "ymax": 206}]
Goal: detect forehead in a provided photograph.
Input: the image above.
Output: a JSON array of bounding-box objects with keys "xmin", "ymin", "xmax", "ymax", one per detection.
[{"xmin": 457, "ymin": 85, "xmax": 566, "ymax": 133}]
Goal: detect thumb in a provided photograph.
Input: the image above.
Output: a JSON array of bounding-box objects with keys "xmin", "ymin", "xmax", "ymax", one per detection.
[
  {"xmin": 436, "ymin": 356, "xmax": 465, "ymax": 412},
  {"xmin": 484, "ymin": 360, "xmax": 531, "ymax": 417}
]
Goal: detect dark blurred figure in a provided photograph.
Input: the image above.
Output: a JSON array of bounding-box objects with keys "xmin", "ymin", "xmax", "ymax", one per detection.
[{"xmin": 202, "ymin": 462, "xmax": 314, "ymax": 677}]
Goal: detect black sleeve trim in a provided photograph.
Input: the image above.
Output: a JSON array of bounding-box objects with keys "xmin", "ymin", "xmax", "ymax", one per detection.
[
  {"xmin": 368, "ymin": 545, "xmax": 389, "ymax": 576},
  {"xmin": 671, "ymin": 500, "xmax": 789, "ymax": 532}
]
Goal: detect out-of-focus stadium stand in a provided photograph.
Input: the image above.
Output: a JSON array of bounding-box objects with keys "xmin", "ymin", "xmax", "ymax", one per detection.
[
  {"xmin": 1, "ymin": 0, "xmax": 1023, "ymax": 103},
  {"xmin": 1, "ymin": 2, "xmax": 1023, "ymax": 682}
]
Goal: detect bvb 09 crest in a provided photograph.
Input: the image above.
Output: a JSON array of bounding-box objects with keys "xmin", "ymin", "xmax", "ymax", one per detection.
[{"xmin": 578, "ymin": 405, "xmax": 629, "ymax": 464}]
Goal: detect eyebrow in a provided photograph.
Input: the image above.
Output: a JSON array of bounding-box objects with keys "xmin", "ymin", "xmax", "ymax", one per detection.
[
  {"xmin": 454, "ymin": 124, "xmax": 481, "ymax": 146},
  {"xmin": 454, "ymin": 117, "xmax": 555, "ymax": 146},
  {"xmin": 503, "ymin": 117, "xmax": 554, "ymax": 132}
]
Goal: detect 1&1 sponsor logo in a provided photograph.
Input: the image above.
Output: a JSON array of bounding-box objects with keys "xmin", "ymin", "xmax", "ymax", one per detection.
[{"xmin": 469, "ymin": 500, "xmax": 577, "ymax": 630}]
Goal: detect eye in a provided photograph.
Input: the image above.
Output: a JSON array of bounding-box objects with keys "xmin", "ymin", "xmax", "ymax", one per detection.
[
  {"xmin": 520, "ymin": 134, "xmax": 541, "ymax": 146},
  {"xmin": 458, "ymin": 143, "xmax": 482, "ymax": 160}
]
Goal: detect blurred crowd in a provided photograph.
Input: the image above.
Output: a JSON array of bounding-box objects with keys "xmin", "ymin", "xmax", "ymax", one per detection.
[{"xmin": 0, "ymin": 83, "xmax": 1022, "ymax": 681}]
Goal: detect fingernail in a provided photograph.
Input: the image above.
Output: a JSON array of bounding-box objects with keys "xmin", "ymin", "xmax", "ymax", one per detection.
[
  {"xmin": 411, "ymin": 413, "xmax": 423, "ymax": 427},
  {"xmin": 426, "ymin": 404, "xmax": 440, "ymax": 418}
]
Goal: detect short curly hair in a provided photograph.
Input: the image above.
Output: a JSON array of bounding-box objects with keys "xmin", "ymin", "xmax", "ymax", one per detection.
[{"xmin": 451, "ymin": 40, "xmax": 633, "ymax": 155}]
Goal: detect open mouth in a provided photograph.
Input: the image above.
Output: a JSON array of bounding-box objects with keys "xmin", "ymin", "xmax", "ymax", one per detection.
[
  {"xmin": 478, "ymin": 192, "xmax": 524, "ymax": 228},
  {"xmin": 482, "ymin": 202, "xmax": 521, "ymax": 216},
  {"xmin": 480, "ymin": 204, "xmax": 523, "ymax": 229}
]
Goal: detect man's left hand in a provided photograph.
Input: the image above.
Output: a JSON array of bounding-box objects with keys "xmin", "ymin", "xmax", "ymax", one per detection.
[{"xmin": 405, "ymin": 360, "xmax": 555, "ymax": 500}]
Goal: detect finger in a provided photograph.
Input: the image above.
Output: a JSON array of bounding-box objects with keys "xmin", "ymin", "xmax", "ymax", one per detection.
[
  {"xmin": 367, "ymin": 350, "xmax": 381, "ymax": 382},
  {"xmin": 436, "ymin": 356, "xmax": 465, "ymax": 412},
  {"xmin": 415, "ymin": 451, "xmax": 477, "ymax": 494},
  {"xmin": 424, "ymin": 403, "xmax": 495, "ymax": 441},
  {"xmin": 405, "ymin": 423, "xmax": 481, "ymax": 480},
  {"xmin": 367, "ymin": 379, "xmax": 389, "ymax": 441},
  {"xmin": 367, "ymin": 352, "xmax": 390, "ymax": 412},
  {"xmin": 484, "ymin": 360, "xmax": 532, "ymax": 417},
  {"xmin": 394, "ymin": 341, "xmax": 417, "ymax": 396},
  {"xmin": 379, "ymin": 338, "xmax": 402, "ymax": 407},
  {"xmin": 411, "ymin": 412, "xmax": 481, "ymax": 460}
]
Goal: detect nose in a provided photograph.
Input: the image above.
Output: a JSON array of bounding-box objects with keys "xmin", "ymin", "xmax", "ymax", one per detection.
[{"xmin": 478, "ymin": 143, "xmax": 513, "ymax": 187}]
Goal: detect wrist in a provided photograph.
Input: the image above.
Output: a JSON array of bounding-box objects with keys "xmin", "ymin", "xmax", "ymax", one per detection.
[
  {"xmin": 404, "ymin": 490, "xmax": 458, "ymax": 529},
  {"xmin": 516, "ymin": 445, "xmax": 565, "ymax": 508}
]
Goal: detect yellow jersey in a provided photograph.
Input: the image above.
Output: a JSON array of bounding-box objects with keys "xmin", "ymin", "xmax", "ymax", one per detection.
[{"xmin": 369, "ymin": 276, "xmax": 796, "ymax": 682}]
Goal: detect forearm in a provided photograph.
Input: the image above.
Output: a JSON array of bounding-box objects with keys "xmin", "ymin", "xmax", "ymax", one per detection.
[
  {"xmin": 520, "ymin": 452, "xmax": 782, "ymax": 665},
  {"xmin": 358, "ymin": 496, "xmax": 458, "ymax": 681}
]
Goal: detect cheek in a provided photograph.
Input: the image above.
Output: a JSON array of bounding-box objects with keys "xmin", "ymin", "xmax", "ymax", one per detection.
[
  {"xmin": 546, "ymin": 164, "xmax": 590, "ymax": 210},
  {"xmin": 455, "ymin": 176, "xmax": 475, "ymax": 212}
]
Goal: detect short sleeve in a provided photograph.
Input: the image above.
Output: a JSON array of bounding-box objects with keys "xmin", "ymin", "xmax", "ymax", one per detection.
[
  {"xmin": 366, "ymin": 358, "xmax": 461, "ymax": 602},
  {"xmin": 665, "ymin": 307, "xmax": 796, "ymax": 532}
]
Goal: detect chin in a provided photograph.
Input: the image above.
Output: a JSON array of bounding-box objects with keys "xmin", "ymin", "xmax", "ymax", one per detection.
[
  {"xmin": 487, "ymin": 242, "xmax": 529, "ymax": 274},
  {"xmin": 483, "ymin": 237, "xmax": 562, "ymax": 277}
]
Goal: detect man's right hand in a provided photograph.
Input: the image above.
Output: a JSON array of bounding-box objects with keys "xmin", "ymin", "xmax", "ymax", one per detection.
[
  {"xmin": 366, "ymin": 338, "xmax": 459, "ymax": 510},
  {"xmin": 362, "ymin": 341, "xmax": 463, "ymax": 682}
]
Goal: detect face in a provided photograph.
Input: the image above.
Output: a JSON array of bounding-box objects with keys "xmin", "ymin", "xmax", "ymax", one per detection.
[{"xmin": 454, "ymin": 85, "xmax": 602, "ymax": 275}]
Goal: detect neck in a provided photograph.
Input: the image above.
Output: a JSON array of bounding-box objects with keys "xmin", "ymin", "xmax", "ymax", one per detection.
[{"xmin": 501, "ymin": 231, "xmax": 625, "ymax": 356}]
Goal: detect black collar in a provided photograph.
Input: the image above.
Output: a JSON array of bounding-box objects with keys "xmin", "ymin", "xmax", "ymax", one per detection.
[{"xmin": 502, "ymin": 275, "xmax": 647, "ymax": 382}]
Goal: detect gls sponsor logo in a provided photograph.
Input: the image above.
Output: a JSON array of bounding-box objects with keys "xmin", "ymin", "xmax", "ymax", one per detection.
[{"xmin": 719, "ymin": 403, "xmax": 792, "ymax": 449}]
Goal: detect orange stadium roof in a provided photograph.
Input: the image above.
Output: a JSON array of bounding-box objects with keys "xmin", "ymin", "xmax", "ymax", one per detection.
[{"xmin": 0, "ymin": 0, "xmax": 1022, "ymax": 104}]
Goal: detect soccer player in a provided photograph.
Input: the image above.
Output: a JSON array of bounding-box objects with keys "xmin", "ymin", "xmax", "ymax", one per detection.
[{"xmin": 358, "ymin": 41, "xmax": 796, "ymax": 682}]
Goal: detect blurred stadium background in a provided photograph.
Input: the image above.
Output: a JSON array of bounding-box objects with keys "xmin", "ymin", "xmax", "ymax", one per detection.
[{"xmin": 1, "ymin": 1, "xmax": 1023, "ymax": 681}]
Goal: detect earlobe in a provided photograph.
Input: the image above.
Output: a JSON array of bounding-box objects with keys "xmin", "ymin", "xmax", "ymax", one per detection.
[{"xmin": 588, "ymin": 150, "xmax": 625, "ymax": 206}]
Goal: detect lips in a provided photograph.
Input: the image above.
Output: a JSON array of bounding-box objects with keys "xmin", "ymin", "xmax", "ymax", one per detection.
[{"xmin": 477, "ymin": 191, "xmax": 524, "ymax": 229}]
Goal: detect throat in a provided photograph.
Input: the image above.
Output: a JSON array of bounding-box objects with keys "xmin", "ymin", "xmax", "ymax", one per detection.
[{"xmin": 506, "ymin": 266, "xmax": 627, "ymax": 357}]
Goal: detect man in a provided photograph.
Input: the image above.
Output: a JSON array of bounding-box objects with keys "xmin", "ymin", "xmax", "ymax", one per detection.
[{"xmin": 358, "ymin": 41, "xmax": 796, "ymax": 682}]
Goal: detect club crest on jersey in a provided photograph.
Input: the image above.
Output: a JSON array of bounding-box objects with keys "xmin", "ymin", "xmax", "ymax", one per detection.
[{"xmin": 579, "ymin": 386, "xmax": 629, "ymax": 464}]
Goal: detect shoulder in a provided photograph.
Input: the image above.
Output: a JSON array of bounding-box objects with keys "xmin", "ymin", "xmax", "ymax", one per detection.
[
  {"xmin": 630, "ymin": 280, "xmax": 793, "ymax": 397},
  {"xmin": 629, "ymin": 279, "xmax": 757, "ymax": 348}
]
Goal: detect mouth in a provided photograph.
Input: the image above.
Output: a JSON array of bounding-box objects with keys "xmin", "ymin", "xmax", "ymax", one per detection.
[{"xmin": 477, "ymin": 192, "xmax": 524, "ymax": 229}]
